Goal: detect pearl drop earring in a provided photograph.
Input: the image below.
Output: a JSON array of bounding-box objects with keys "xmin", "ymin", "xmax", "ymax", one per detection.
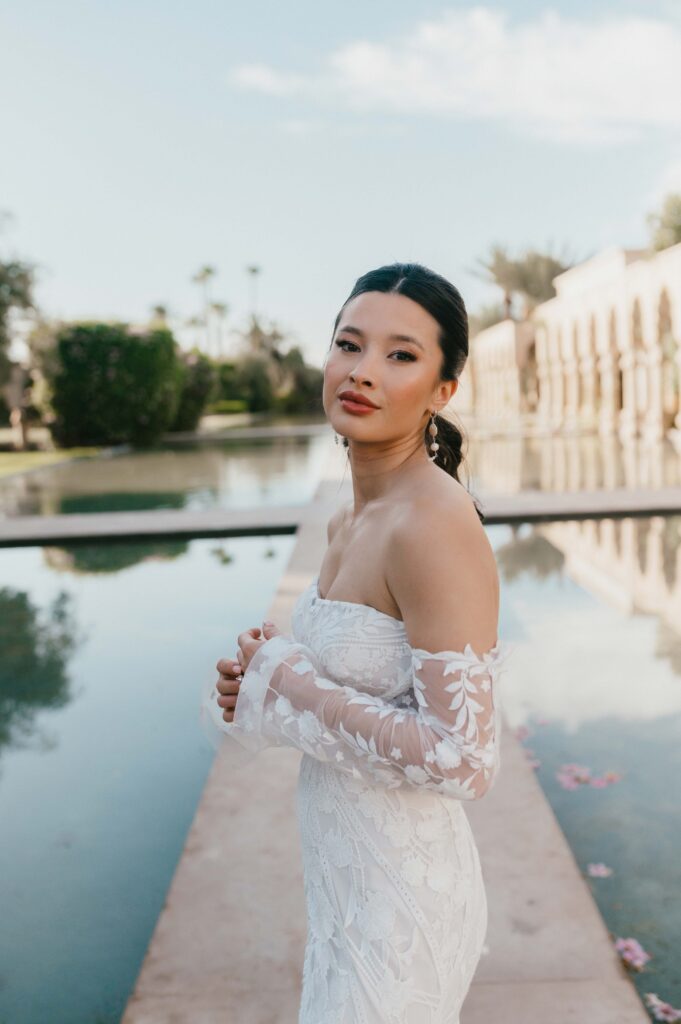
[{"xmin": 427, "ymin": 411, "xmax": 439, "ymax": 461}]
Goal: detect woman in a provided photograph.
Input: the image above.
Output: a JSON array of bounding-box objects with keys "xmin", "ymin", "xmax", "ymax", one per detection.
[{"xmin": 204, "ymin": 262, "xmax": 509, "ymax": 1023}]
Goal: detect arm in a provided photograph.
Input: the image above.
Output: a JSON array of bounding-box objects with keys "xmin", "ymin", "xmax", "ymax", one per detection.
[
  {"xmin": 218, "ymin": 496, "xmax": 509, "ymax": 800},
  {"xmin": 230, "ymin": 630, "xmax": 508, "ymax": 799}
]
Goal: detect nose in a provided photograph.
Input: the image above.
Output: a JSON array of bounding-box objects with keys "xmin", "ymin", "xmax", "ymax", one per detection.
[{"xmin": 348, "ymin": 349, "xmax": 378, "ymax": 387}]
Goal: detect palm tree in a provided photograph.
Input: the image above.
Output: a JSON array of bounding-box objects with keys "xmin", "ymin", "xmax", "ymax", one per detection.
[
  {"xmin": 210, "ymin": 302, "xmax": 230, "ymax": 359},
  {"xmin": 472, "ymin": 244, "xmax": 573, "ymax": 320},
  {"xmin": 185, "ymin": 315, "xmax": 205, "ymax": 351},
  {"xmin": 0, "ymin": 217, "xmax": 36, "ymax": 449},
  {"xmin": 647, "ymin": 192, "xmax": 681, "ymax": 252},
  {"xmin": 472, "ymin": 246, "xmax": 518, "ymax": 319},
  {"xmin": 150, "ymin": 304, "xmax": 170, "ymax": 326},
  {"xmin": 246, "ymin": 264, "xmax": 261, "ymax": 318},
  {"xmin": 191, "ymin": 265, "xmax": 217, "ymax": 352}
]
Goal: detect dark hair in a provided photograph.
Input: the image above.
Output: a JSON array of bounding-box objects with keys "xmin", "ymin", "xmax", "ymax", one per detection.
[{"xmin": 330, "ymin": 261, "xmax": 484, "ymax": 523}]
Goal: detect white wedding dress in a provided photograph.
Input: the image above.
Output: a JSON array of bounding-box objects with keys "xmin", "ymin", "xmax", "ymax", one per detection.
[{"xmin": 202, "ymin": 572, "xmax": 510, "ymax": 1024}]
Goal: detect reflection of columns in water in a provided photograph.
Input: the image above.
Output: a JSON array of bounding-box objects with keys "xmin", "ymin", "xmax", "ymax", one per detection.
[
  {"xmin": 535, "ymin": 514, "xmax": 681, "ymax": 636},
  {"xmin": 464, "ymin": 430, "xmax": 681, "ymax": 497},
  {"xmin": 599, "ymin": 433, "xmax": 622, "ymax": 490}
]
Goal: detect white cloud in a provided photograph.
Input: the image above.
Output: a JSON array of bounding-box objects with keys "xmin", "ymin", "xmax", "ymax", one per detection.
[
  {"xmin": 230, "ymin": 64, "xmax": 306, "ymax": 97},
  {"xmin": 228, "ymin": 6, "xmax": 681, "ymax": 145}
]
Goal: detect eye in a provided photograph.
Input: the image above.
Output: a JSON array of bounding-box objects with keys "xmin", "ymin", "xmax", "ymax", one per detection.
[{"xmin": 334, "ymin": 339, "xmax": 416, "ymax": 362}]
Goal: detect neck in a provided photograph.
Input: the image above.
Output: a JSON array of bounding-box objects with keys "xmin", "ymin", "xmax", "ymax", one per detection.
[{"xmin": 344, "ymin": 427, "xmax": 434, "ymax": 515}]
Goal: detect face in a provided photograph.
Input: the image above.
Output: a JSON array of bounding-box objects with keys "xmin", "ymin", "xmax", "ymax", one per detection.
[{"xmin": 322, "ymin": 291, "xmax": 458, "ymax": 442}]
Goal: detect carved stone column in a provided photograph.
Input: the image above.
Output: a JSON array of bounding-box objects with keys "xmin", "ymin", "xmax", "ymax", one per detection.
[
  {"xmin": 644, "ymin": 348, "xmax": 664, "ymax": 442},
  {"xmin": 597, "ymin": 352, "xmax": 617, "ymax": 436},
  {"xmin": 617, "ymin": 350, "xmax": 636, "ymax": 440},
  {"xmin": 562, "ymin": 357, "xmax": 580, "ymax": 432},
  {"xmin": 578, "ymin": 354, "xmax": 598, "ymax": 431}
]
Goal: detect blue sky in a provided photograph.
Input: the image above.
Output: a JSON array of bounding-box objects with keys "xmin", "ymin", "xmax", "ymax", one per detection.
[{"xmin": 1, "ymin": 0, "xmax": 680, "ymax": 367}]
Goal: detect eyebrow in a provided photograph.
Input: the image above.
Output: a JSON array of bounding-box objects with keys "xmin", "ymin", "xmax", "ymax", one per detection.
[{"xmin": 336, "ymin": 324, "xmax": 425, "ymax": 352}]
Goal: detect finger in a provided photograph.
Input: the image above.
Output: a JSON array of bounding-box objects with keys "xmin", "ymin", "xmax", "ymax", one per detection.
[
  {"xmin": 217, "ymin": 693, "xmax": 237, "ymax": 709},
  {"xmin": 222, "ymin": 709, "xmax": 234, "ymax": 723},
  {"xmin": 216, "ymin": 676, "xmax": 240, "ymax": 696},
  {"xmin": 216, "ymin": 658, "xmax": 242, "ymax": 676},
  {"xmin": 237, "ymin": 628, "xmax": 261, "ymax": 647}
]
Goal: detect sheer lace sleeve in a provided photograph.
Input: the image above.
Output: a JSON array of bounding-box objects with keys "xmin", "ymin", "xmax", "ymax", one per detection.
[{"xmin": 203, "ymin": 632, "xmax": 510, "ymax": 800}]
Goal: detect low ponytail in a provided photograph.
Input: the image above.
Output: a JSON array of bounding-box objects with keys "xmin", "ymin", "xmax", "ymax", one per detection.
[{"xmin": 426, "ymin": 412, "xmax": 484, "ymax": 524}]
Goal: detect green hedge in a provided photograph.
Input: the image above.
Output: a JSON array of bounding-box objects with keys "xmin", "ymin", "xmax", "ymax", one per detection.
[
  {"xmin": 171, "ymin": 349, "xmax": 217, "ymax": 432},
  {"xmin": 50, "ymin": 323, "xmax": 183, "ymax": 446}
]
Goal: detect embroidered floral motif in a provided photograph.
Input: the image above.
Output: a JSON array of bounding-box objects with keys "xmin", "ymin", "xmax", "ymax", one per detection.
[{"xmin": 203, "ymin": 574, "xmax": 511, "ymax": 1022}]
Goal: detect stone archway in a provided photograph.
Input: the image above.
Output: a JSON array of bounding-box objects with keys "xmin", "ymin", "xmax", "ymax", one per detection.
[{"xmin": 523, "ymin": 341, "xmax": 539, "ymax": 413}]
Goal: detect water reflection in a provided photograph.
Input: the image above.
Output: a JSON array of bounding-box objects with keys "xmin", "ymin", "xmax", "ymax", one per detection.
[
  {"xmin": 467, "ymin": 431, "xmax": 681, "ymax": 494},
  {"xmin": 493, "ymin": 513, "xmax": 681, "ymax": 1010},
  {"xmin": 0, "ymin": 535, "xmax": 296, "ymax": 1024},
  {"xmin": 0, "ymin": 433, "xmax": 331, "ymax": 518},
  {"xmin": 43, "ymin": 540, "xmax": 189, "ymax": 575},
  {"xmin": 495, "ymin": 531, "xmax": 565, "ymax": 580},
  {"xmin": 0, "ymin": 587, "xmax": 78, "ymax": 756}
]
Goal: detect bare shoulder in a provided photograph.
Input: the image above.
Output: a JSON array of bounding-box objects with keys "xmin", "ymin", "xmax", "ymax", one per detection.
[
  {"xmin": 327, "ymin": 499, "xmax": 353, "ymax": 544},
  {"xmin": 386, "ymin": 476, "xmax": 499, "ymax": 655}
]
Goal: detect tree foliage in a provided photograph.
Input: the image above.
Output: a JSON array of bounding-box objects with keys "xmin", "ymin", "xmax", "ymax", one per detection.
[
  {"xmin": 472, "ymin": 243, "xmax": 573, "ymax": 319},
  {"xmin": 647, "ymin": 192, "xmax": 681, "ymax": 252},
  {"xmin": 49, "ymin": 322, "xmax": 183, "ymax": 446}
]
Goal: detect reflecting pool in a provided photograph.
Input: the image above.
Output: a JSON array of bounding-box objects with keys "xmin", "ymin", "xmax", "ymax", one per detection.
[
  {"xmin": 492, "ymin": 514, "xmax": 681, "ymax": 1014},
  {"xmin": 0, "ymin": 535, "xmax": 296, "ymax": 1024},
  {"xmin": 464, "ymin": 431, "xmax": 681, "ymax": 496},
  {"xmin": 0, "ymin": 430, "xmax": 332, "ymax": 518},
  {"xmin": 2, "ymin": 512, "xmax": 680, "ymax": 1021}
]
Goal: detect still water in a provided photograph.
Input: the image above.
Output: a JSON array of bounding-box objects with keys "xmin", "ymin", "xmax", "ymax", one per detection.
[
  {"xmin": 0, "ymin": 431, "xmax": 332, "ymax": 518},
  {"xmin": 0, "ymin": 535, "xmax": 296, "ymax": 1024},
  {"xmin": 489, "ymin": 514, "xmax": 681, "ymax": 1014},
  {"xmin": 2, "ymin": 428, "xmax": 681, "ymax": 521}
]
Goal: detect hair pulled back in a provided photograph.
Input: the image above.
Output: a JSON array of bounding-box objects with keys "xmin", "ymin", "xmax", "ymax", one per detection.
[{"xmin": 331, "ymin": 261, "xmax": 484, "ymax": 522}]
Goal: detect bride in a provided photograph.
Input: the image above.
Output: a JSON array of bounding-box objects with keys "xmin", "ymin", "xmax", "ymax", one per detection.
[{"xmin": 204, "ymin": 261, "xmax": 509, "ymax": 1024}]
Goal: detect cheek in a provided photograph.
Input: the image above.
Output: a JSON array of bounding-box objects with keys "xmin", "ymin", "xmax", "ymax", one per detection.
[
  {"xmin": 322, "ymin": 351, "xmax": 344, "ymax": 388},
  {"xmin": 385, "ymin": 371, "xmax": 427, "ymax": 408}
]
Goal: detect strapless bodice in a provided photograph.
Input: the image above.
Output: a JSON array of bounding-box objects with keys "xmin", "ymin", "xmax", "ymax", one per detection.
[{"xmin": 290, "ymin": 574, "xmax": 414, "ymax": 701}]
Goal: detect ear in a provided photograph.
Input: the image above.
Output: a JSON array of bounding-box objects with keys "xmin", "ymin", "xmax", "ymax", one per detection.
[{"xmin": 435, "ymin": 378, "xmax": 458, "ymax": 409}]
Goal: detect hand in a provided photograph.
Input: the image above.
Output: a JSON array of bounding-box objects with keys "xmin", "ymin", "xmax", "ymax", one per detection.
[{"xmin": 215, "ymin": 623, "xmax": 282, "ymax": 723}]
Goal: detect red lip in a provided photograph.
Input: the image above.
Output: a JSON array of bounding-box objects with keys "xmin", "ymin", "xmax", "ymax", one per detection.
[{"xmin": 338, "ymin": 390, "xmax": 380, "ymax": 409}]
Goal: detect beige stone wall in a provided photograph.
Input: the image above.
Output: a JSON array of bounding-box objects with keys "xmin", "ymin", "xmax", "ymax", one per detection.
[
  {"xmin": 463, "ymin": 319, "xmax": 536, "ymax": 433},
  {"xmin": 469, "ymin": 242, "xmax": 681, "ymax": 441}
]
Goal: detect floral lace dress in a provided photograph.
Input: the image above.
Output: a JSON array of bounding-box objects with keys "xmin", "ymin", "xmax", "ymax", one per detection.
[{"xmin": 202, "ymin": 573, "xmax": 510, "ymax": 1024}]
